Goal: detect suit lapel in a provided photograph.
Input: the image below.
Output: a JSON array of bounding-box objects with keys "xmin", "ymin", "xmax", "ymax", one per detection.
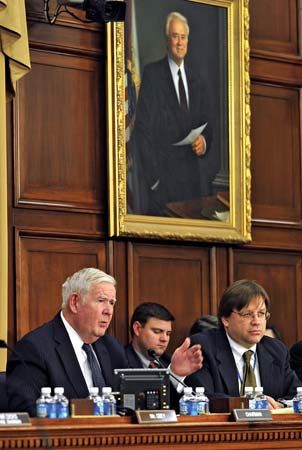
[
  {"xmin": 53, "ymin": 315, "xmax": 88, "ymax": 397},
  {"xmin": 256, "ymin": 341, "xmax": 276, "ymax": 392},
  {"xmin": 215, "ymin": 330, "xmax": 240, "ymax": 396}
]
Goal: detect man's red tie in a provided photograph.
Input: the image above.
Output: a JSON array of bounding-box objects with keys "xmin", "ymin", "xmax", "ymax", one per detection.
[{"xmin": 148, "ymin": 360, "xmax": 158, "ymax": 368}]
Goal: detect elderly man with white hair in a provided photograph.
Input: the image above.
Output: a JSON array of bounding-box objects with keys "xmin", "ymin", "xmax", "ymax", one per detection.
[{"xmin": 6, "ymin": 267, "xmax": 202, "ymax": 416}]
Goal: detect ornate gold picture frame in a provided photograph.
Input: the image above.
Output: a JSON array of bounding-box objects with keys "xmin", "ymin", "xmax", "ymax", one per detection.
[{"xmin": 107, "ymin": 0, "xmax": 251, "ymax": 243}]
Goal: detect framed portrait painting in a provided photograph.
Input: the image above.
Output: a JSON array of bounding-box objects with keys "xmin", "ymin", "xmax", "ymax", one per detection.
[{"xmin": 107, "ymin": 0, "xmax": 251, "ymax": 243}]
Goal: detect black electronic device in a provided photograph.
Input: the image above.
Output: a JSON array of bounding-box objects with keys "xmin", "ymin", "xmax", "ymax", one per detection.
[{"xmin": 114, "ymin": 368, "xmax": 170, "ymax": 411}]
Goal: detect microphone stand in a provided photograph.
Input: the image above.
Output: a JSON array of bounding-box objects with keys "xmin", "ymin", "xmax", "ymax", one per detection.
[{"xmin": 147, "ymin": 349, "xmax": 196, "ymax": 395}]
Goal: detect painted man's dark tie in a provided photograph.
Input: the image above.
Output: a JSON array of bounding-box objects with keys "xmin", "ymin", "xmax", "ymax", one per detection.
[
  {"xmin": 241, "ymin": 350, "xmax": 256, "ymax": 395},
  {"xmin": 178, "ymin": 69, "xmax": 188, "ymax": 110},
  {"xmin": 82, "ymin": 343, "xmax": 106, "ymax": 390}
]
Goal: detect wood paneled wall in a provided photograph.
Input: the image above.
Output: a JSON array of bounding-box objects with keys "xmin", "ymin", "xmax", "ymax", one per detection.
[{"xmin": 6, "ymin": 0, "xmax": 302, "ymax": 353}]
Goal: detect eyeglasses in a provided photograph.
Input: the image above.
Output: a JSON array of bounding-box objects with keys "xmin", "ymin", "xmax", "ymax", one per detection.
[{"xmin": 232, "ymin": 310, "xmax": 270, "ymax": 321}]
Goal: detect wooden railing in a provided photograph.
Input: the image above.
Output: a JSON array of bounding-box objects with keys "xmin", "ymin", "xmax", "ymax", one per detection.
[{"xmin": 1, "ymin": 414, "xmax": 302, "ymax": 449}]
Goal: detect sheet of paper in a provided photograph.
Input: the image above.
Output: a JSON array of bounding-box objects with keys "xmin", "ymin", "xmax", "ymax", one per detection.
[{"xmin": 173, "ymin": 123, "xmax": 207, "ymax": 146}]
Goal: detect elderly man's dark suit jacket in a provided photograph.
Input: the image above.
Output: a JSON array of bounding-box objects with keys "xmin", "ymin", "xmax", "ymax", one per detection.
[
  {"xmin": 6, "ymin": 313, "xmax": 128, "ymax": 416},
  {"xmin": 125, "ymin": 343, "xmax": 179, "ymax": 411},
  {"xmin": 186, "ymin": 327, "xmax": 300, "ymax": 400},
  {"xmin": 131, "ymin": 56, "xmax": 213, "ymax": 215}
]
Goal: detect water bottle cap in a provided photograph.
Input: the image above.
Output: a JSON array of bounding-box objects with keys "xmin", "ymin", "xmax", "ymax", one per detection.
[
  {"xmin": 102, "ymin": 386, "xmax": 112, "ymax": 394},
  {"xmin": 195, "ymin": 387, "xmax": 205, "ymax": 394},
  {"xmin": 41, "ymin": 387, "xmax": 51, "ymax": 394},
  {"xmin": 89, "ymin": 387, "xmax": 99, "ymax": 395},
  {"xmin": 297, "ymin": 387, "xmax": 302, "ymax": 393},
  {"xmin": 54, "ymin": 387, "xmax": 64, "ymax": 395},
  {"xmin": 183, "ymin": 386, "xmax": 193, "ymax": 394}
]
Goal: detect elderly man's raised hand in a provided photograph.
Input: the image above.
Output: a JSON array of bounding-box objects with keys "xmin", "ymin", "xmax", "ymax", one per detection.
[{"xmin": 170, "ymin": 337, "xmax": 203, "ymax": 377}]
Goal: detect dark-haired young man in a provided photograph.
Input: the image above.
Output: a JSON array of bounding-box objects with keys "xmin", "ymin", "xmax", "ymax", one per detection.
[
  {"xmin": 125, "ymin": 302, "xmax": 175, "ymax": 369},
  {"xmin": 186, "ymin": 279, "xmax": 300, "ymax": 409}
]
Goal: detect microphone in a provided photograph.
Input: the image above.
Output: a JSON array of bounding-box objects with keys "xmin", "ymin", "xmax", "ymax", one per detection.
[{"xmin": 147, "ymin": 349, "xmax": 195, "ymax": 394}]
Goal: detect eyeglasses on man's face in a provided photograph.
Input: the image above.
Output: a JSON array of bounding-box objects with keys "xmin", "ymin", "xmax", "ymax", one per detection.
[{"xmin": 232, "ymin": 310, "xmax": 270, "ymax": 321}]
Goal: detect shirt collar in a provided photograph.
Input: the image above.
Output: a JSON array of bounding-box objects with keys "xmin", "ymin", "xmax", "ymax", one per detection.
[
  {"xmin": 225, "ymin": 331, "xmax": 257, "ymax": 362},
  {"xmin": 60, "ymin": 310, "xmax": 85, "ymax": 350},
  {"xmin": 168, "ymin": 55, "xmax": 185, "ymax": 78},
  {"xmin": 132, "ymin": 345, "xmax": 152, "ymax": 368}
]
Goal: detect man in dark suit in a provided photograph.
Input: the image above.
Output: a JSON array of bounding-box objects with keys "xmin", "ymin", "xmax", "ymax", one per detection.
[
  {"xmin": 125, "ymin": 302, "xmax": 174, "ymax": 369},
  {"xmin": 186, "ymin": 279, "xmax": 300, "ymax": 409},
  {"xmin": 125, "ymin": 302, "xmax": 180, "ymax": 410},
  {"xmin": 6, "ymin": 268, "xmax": 203, "ymax": 416},
  {"xmin": 130, "ymin": 11, "xmax": 212, "ymax": 216}
]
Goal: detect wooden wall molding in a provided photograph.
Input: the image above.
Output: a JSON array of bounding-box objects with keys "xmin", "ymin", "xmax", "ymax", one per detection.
[
  {"xmin": 14, "ymin": 233, "xmax": 107, "ymax": 339},
  {"xmin": 250, "ymin": 0, "xmax": 298, "ymax": 55},
  {"xmin": 251, "ymin": 82, "xmax": 301, "ymax": 223},
  {"xmin": 14, "ymin": 49, "xmax": 104, "ymax": 213},
  {"xmin": 233, "ymin": 249, "xmax": 302, "ymax": 345}
]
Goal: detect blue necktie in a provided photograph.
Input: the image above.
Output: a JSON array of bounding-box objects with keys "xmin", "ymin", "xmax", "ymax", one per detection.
[{"xmin": 82, "ymin": 343, "xmax": 106, "ymax": 390}]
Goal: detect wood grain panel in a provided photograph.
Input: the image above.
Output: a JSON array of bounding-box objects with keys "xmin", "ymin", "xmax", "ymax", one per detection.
[
  {"xmin": 128, "ymin": 243, "xmax": 211, "ymax": 352},
  {"xmin": 233, "ymin": 249, "xmax": 302, "ymax": 346},
  {"xmin": 15, "ymin": 49, "xmax": 105, "ymax": 212},
  {"xmin": 15, "ymin": 234, "xmax": 107, "ymax": 339},
  {"xmin": 250, "ymin": 0, "xmax": 298, "ymax": 55},
  {"xmin": 251, "ymin": 82, "xmax": 301, "ymax": 222}
]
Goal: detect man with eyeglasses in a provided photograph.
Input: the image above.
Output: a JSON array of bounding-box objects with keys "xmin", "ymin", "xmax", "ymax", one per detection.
[
  {"xmin": 129, "ymin": 11, "xmax": 212, "ymax": 216},
  {"xmin": 6, "ymin": 268, "xmax": 203, "ymax": 416},
  {"xmin": 186, "ymin": 279, "xmax": 300, "ymax": 408}
]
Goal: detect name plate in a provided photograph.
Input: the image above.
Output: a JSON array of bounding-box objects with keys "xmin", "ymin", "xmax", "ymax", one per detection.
[
  {"xmin": 0, "ymin": 413, "xmax": 31, "ymax": 426},
  {"xmin": 136, "ymin": 409, "xmax": 177, "ymax": 424},
  {"xmin": 233, "ymin": 408, "xmax": 272, "ymax": 422}
]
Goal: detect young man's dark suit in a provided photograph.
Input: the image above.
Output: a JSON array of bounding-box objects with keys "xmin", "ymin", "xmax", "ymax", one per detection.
[
  {"xmin": 125, "ymin": 342, "xmax": 179, "ymax": 411},
  {"xmin": 6, "ymin": 313, "xmax": 128, "ymax": 416},
  {"xmin": 131, "ymin": 56, "xmax": 212, "ymax": 215},
  {"xmin": 186, "ymin": 327, "xmax": 300, "ymax": 399}
]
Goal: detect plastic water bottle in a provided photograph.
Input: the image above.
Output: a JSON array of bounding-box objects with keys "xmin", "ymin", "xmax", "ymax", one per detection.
[
  {"xmin": 179, "ymin": 386, "xmax": 194, "ymax": 416},
  {"xmin": 53, "ymin": 387, "xmax": 69, "ymax": 418},
  {"xmin": 88, "ymin": 387, "xmax": 104, "ymax": 416},
  {"xmin": 254, "ymin": 386, "xmax": 269, "ymax": 409},
  {"xmin": 244, "ymin": 386, "xmax": 255, "ymax": 409},
  {"xmin": 102, "ymin": 387, "xmax": 117, "ymax": 415},
  {"xmin": 36, "ymin": 387, "xmax": 52, "ymax": 418},
  {"xmin": 293, "ymin": 387, "xmax": 302, "ymax": 413},
  {"xmin": 195, "ymin": 386, "xmax": 209, "ymax": 414}
]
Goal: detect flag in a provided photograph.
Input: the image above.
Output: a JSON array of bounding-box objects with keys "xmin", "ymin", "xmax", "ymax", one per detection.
[
  {"xmin": 125, "ymin": 0, "xmax": 141, "ymax": 213},
  {"xmin": 0, "ymin": 0, "xmax": 31, "ymax": 371}
]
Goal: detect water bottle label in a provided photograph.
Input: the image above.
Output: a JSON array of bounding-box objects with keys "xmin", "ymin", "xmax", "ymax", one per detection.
[
  {"xmin": 57, "ymin": 403, "xmax": 69, "ymax": 418},
  {"xmin": 248, "ymin": 399, "xmax": 256, "ymax": 409},
  {"xmin": 255, "ymin": 399, "xmax": 268, "ymax": 409},
  {"xmin": 93, "ymin": 401, "xmax": 104, "ymax": 416},
  {"xmin": 36, "ymin": 403, "xmax": 48, "ymax": 418},
  {"xmin": 179, "ymin": 400, "xmax": 190, "ymax": 415},
  {"xmin": 103, "ymin": 401, "xmax": 116, "ymax": 415},
  {"xmin": 189, "ymin": 400, "xmax": 198, "ymax": 416},
  {"xmin": 197, "ymin": 400, "xmax": 208, "ymax": 415},
  {"xmin": 48, "ymin": 402, "xmax": 57, "ymax": 419},
  {"xmin": 293, "ymin": 399, "xmax": 302, "ymax": 413}
]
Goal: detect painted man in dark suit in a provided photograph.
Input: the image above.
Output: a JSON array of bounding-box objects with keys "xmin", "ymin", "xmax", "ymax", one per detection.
[
  {"xmin": 130, "ymin": 11, "xmax": 212, "ymax": 216},
  {"xmin": 186, "ymin": 279, "xmax": 300, "ymax": 409},
  {"xmin": 6, "ymin": 268, "xmax": 203, "ymax": 416}
]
